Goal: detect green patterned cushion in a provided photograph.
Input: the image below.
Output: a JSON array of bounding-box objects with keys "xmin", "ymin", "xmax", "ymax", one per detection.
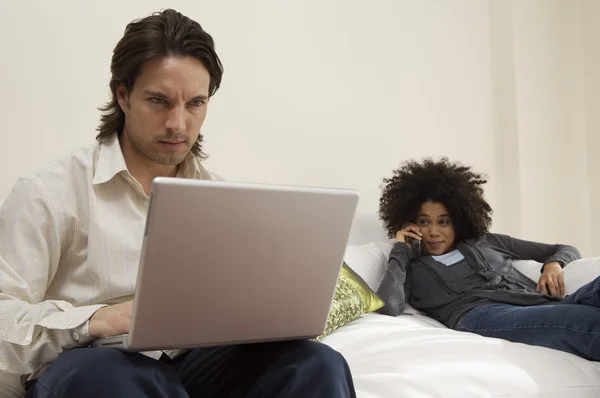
[{"xmin": 313, "ymin": 262, "xmax": 384, "ymax": 341}]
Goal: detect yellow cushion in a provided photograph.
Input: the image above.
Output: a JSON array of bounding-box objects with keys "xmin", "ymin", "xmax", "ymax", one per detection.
[{"xmin": 313, "ymin": 262, "xmax": 384, "ymax": 341}]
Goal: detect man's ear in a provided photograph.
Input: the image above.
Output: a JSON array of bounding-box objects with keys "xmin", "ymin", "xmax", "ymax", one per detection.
[{"xmin": 116, "ymin": 85, "xmax": 130, "ymax": 112}]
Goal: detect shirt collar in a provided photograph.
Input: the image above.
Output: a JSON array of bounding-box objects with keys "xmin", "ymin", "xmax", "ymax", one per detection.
[{"xmin": 92, "ymin": 134, "xmax": 128, "ymax": 185}]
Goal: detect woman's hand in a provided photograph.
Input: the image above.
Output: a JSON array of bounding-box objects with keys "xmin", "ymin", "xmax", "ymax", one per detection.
[
  {"xmin": 537, "ymin": 262, "xmax": 565, "ymax": 298},
  {"xmin": 395, "ymin": 224, "xmax": 423, "ymax": 244}
]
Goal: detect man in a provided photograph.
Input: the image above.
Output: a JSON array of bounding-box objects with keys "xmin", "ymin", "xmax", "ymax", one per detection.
[{"xmin": 0, "ymin": 9, "xmax": 356, "ymax": 398}]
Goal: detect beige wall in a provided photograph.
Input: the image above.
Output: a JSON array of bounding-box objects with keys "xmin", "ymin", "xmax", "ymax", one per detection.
[
  {"xmin": 581, "ymin": 0, "xmax": 600, "ymax": 257},
  {"xmin": 0, "ymin": 0, "xmax": 597, "ymax": 255},
  {"xmin": 489, "ymin": 0, "xmax": 594, "ymax": 255}
]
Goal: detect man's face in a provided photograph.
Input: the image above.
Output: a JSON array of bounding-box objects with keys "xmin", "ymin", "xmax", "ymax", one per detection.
[{"xmin": 117, "ymin": 56, "xmax": 211, "ymax": 166}]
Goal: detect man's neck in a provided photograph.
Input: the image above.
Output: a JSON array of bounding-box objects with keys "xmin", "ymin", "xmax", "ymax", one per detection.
[{"xmin": 119, "ymin": 136, "xmax": 178, "ymax": 196}]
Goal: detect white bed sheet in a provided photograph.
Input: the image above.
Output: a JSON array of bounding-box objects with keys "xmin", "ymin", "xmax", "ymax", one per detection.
[{"xmin": 323, "ymin": 313, "xmax": 600, "ymax": 398}]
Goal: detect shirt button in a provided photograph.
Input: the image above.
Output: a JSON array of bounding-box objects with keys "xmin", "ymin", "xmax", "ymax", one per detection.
[
  {"xmin": 73, "ymin": 332, "xmax": 80, "ymax": 341},
  {"xmin": 25, "ymin": 336, "xmax": 31, "ymax": 342},
  {"xmin": 144, "ymin": 201, "xmax": 149, "ymax": 207}
]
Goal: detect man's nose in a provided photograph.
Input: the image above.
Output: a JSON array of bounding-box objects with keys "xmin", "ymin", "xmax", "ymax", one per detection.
[{"xmin": 165, "ymin": 106, "xmax": 186, "ymax": 133}]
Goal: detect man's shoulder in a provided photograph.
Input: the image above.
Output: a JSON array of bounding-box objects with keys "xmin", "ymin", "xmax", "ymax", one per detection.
[
  {"xmin": 2, "ymin": 142, "xmax": 100, "ymax": 217},
  {"xmin": 193, "ymin": 158, "xmax": 224, "ymax": 181},
  {"xmin": 27, "ymin": 142, "xmax": 100, "ymax": 182},
  {"xmin": 203, "ymin": 168, "xmax": 224, "ymax": 181},
  {"xmin": 18, "ymin": 142, "xmax": 101, "ymax": 200}
]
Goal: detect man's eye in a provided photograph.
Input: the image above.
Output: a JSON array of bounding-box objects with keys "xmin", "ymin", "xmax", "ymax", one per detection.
[
  {"xmin": 190, "ymin": 100, "xmax": 205, "ymax": 107},
  {"xmin": 149, "ymin": 97, "xmax": 166, "ymax": 104}
]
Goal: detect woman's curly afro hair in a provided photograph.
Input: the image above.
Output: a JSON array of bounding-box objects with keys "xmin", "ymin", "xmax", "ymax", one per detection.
[{"xmin": 379, "ymin": 157, "xmax": 493, "ymax": 241}]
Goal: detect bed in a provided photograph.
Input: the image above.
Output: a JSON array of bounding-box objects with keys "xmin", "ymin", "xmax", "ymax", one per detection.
[
  {"xmin": 1, "ymin": 203, "xmax": 600, "ymax": 397},
  {"xmin": 321, "ymin": 212, "xmax": 600, "ymax": 397}
]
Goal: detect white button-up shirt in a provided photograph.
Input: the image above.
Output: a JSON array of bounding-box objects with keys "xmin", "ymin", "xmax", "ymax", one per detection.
[{"xmin": 0, "ymin": 133, "xmax": 220, "ymax": 384}]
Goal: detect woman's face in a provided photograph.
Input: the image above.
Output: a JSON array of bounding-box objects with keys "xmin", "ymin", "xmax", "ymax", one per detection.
[{"xmin": 416, "ymin": 201, "xmax": 456, "ymax": 255}]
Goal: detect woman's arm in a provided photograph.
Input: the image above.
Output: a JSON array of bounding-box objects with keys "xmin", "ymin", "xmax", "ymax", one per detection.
[
  {"xmin": 485, "ymin": 233, "xmax": 581, "ymax": 271},
  {"xmin": 376, "ymin": 242, "xmax": 412, "ymax": 316}
]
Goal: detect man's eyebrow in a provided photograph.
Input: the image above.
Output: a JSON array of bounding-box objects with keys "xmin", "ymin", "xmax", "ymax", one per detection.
[
  {"xmin": 143, "ymin": 90, "xmax": 209, "ymax": 101},
  {"xmin": 190, "ymin": 94, "xmax": 209, "ymax": 101},
  {"xmin": 144, "ymin": 90, "xmax": 170, "ymax": 98}
]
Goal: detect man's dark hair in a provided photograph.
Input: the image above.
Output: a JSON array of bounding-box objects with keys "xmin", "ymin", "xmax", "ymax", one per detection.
[
  {"xmin": 96, "ymin": 9, "xmax": 223, "ymax": 159},
  {"xmin": 379, "ymin": 157, "xmax": 493, "ymax": 241}
]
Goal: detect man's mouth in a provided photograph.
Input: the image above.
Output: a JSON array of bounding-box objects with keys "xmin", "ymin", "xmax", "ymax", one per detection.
[{"xmin": 158, "ymin": 140, "xmax": 186, "ymax": 150}]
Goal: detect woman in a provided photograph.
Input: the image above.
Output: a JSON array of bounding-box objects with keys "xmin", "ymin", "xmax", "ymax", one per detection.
[{"xmin": 377, "ymin": 157, "xmax": 600, "ymax": 361}]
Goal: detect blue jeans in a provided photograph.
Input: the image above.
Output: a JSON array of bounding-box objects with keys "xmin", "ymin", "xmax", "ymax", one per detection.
[
  {"xmin": 26, "ymin": 340, "xmax": 356, "ymax": 398},
  {"xmin": 456, "ymin": 275, "xmax": 600, "ymax": 361}
]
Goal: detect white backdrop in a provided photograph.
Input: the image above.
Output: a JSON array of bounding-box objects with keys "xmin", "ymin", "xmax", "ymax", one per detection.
[{"xmin": 0, "ymin": 0, "xmax": 597, "ymax": 256}]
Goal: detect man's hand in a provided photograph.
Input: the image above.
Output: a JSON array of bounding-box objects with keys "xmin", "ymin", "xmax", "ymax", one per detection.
[
  {"xmin": 537, "ymin": 262, "xmax": 565, "ymax": 298},
  {"xmin": 88, "ymin": 301, "xmax": 133, "ymax": 339}
]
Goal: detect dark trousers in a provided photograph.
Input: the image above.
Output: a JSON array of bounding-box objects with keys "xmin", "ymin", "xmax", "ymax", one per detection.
[
  {"xmin": 457, "ymin": 275, "xmax": 600, "ymax": 361},
  {"xmin": 27, "ymin": 340, "xmax": 356, "ymax": 398}
]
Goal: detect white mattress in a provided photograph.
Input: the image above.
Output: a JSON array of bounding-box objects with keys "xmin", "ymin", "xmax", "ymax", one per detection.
[{"xmin": 323, "ymin": 313, "xmax": 600, "ymax": 398}]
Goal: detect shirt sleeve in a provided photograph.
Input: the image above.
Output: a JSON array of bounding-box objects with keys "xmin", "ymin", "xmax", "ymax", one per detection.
[
  {"xmin": 485, "ymin": 233, "xmax": 582, "ymax": 272},
  {"xmin": 376, "ymin": 242, "xmax": 412, "ymax": 316},
  {"xmin": 0, "ymin": 177, "xmax": 106, "ymax": 375}
]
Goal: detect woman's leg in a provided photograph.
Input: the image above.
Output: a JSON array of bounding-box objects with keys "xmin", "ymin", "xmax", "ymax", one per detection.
[
  {"xmin": 561, "ymin": 274, "xmax": 600, "ymax": 307},
  {"xmin": 455, "ymin": 303, "xmax": 600, "ymax": 361}
]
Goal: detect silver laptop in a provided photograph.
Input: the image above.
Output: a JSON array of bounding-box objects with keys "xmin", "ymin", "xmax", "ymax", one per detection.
[{"xmin": 91, "ymin": 177, "xmax": 359, "ymax": 351}]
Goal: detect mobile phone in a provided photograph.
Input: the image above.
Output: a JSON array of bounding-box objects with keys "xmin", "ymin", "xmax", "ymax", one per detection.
[{"xmin": 406, "ymin": 236, "xmax": 421, "ymax": 259}]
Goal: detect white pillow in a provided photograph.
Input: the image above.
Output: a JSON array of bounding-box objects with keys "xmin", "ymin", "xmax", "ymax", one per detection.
[
  {"xmin": 514, "ymin": 257, "xmax": 600, "ymax": 295},
  {"xmin": 343, "ymin": 240, "xmax": 393, "ymax": 291},
  {"xmin": 564, "ymin": 257, "xmax": 600, "ymax": 294},
  {"xmin": 512, "ymin": 259, "xmax": 543, "ymax": 283}
]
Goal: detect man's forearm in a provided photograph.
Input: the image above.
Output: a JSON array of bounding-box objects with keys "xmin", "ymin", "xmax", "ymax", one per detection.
[{"xmin": 0, "ymin": 301, "xmax": 105, "ymax": 374}]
